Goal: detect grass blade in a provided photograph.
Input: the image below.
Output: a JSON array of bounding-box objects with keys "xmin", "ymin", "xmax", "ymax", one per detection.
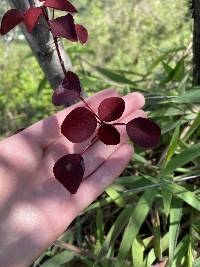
[
  {"xmin": 132, "ymin": 237, "xmax": 144, "ymax": 267},
  {"xmin": 163, "ymin": 143, "xmax": 200, "ymax": 176},
  {"xmin": 40, "ymin": 251, "xmax": 75, "ymax": 267},
  {"xmin": 145, "ymin": 233, "xmax": 169, "ymax": 267},
  {"xmin": 172, "ymin": 89, "xmax": 200, "ymax": 104},
  {"xmin": 162, "ymin": 183, "xmax": 200, "ymax": 211},
  {"xmin": 95, "ymin": 208, "xmax": 104, "ymax": 254},
  {"xmin": 182, "ymin": 112, "xmax": 200, "ymax": 142},
  {"xmin": 93, "ymin": 207, "xmax": 132, "ymax": 266},
  {"xmin": 105, "ymin": 185, "xmax": 126, "ymax": 207},
  {"xmin": 168, "ymin": 198, "xmax": 183, "ymax": 267},
  {"xmin": 165, "ymin": 122, "xmax": 181, "ymax": 166},
  {"xmin": 95, "ymin": 66, "xmax": 136, "ymax": 85},
  {"xmin": 115, "ymin": 189, "xmax": 157, "ymax": 267},
  {"xmin": 162, "ymin": 189, "xmax": 172, "ymax": 217}
]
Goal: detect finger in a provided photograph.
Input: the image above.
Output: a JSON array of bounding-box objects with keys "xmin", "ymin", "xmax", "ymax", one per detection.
[
  {"xmin": 20, "ymin": 88, "xmax": 118, "ymax": 150},
  {"xmin": 69, "ymin": 143, "xmax": 133, "ymax": 218},
  {"xmin": 119, "ymin": 92, "xmax": 145, "ymax": 121}
]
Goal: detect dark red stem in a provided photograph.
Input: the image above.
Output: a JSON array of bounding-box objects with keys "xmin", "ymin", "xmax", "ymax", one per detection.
[
  {"xmin": 54, "ymin": 37, "xmax": 67, "ymax": 76},
  {"xmin": 112, "ymin": 122, "xmax": 126, "ymax": 126},
  {"xmin": 79, "ymin": 96, "xmax": 102, "ymax": 122},
  {"xmin": 42, "ymin": 8, "xmax": 67, "ymax": 76},
  {"xmin": 42, "ymin": 8, "xmax": 102, "ymax": 125}
]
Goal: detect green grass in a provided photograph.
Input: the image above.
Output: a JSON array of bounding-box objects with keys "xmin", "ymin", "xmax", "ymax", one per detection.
[{"xmin": 29, "ymin": 46, "xmax": 200, "ymax": 266}]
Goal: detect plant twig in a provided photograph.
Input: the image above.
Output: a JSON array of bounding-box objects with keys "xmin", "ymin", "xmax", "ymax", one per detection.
[
  {"xmin": 42, "ymin": 8, "xmax": 67, "ymax": 76},
  {"xmin": 54, "ymin": 240, "xmax": 99, "ymax": 260}
]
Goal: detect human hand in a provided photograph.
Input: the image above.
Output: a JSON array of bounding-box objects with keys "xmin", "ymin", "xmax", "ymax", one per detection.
[{"xmin": 0, "ymin": 89, "xmax": 145, "ymax": 267}]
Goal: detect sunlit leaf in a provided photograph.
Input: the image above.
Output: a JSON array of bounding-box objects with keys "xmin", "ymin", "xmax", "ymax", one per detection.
[
  {"xmin": 165, "ymin": 122, "xmax": 181, "ymax": 165},
  {"xmin": 75, "ymin": 24, "xmax": 88, "ymax": 44},
  {"xmin": 163, "ymin": 143, "xmax": 200, "ymax": 176},
  {"xmin": 49, "ymin": 14, "xmax": 78, "ymax": 41},
  {"xmin": 24, "ymin": 7, "xmax": 43, "ymax": 33},
  {"xmin": 0, "ymin": 9, "xmax": 24, "ymax": 35},
  {"xmin": 115, "ymin": 189, "xmax": 157, "ymax": 267},
  {"xmin": 43, "ymin": 0, "xmax": 78, "ymax": 13}
]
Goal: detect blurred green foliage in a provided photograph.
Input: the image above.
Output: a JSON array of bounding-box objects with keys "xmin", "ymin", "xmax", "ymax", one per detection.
[
  {"xmin": 0, "ymin": 0, "xmax": 191, "ymax": 136},
  {"xmin": 0, "ymin": 41, "xmax": 54, "ymax": 136},
  {"xmin": 75, "ymin": 0, "xmax": 190, "ymax": 70}
]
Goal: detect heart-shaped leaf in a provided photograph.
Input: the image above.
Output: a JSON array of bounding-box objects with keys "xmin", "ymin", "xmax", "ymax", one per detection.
[
  {"xmin": 61, "ymin": 107, "xmax": 97, "ymax": 143},
  {"xmin": 98, "ymin": 97, "xmax": 125, "ymax": 122},
  {"xmin": 49, "ymin": 14, "xmax": 78, "ymax": 41},
  {"xmin": 98, "ymin": 124, "xmax": 120, "ymax": 145},
  {"xmin": 52, "ymin": 71, "xmax": 81, "ymax": 106},
  {"xmin": 64, "ymin": 71, "xmax": 81, "ymax": 92},
  {"xmin": 75, "ymin": 24, "xmax": 88, "ymax": 44},
  {"xmin": 0, "ymin": 9, "xmax": 24, "ymax": 35},
  {"xmin": 24, "ymin": 7, "xmax": 43, "ymax": 33},
  {"xmin": 53, "ymin": 154, "xmax": 85, "ymax": 194},
  {"xmin": 43, "ymin": 0, "xmax": 78, "ymax": 13},
  {"xmin": 126, "ymin": 117, "xmax": 161, "ymax": 149}
]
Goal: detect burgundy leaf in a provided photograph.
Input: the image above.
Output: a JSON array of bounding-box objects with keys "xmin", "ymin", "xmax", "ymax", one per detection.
[
  {"xmin": 98, "ymin": 124, "xmax": 120, "ymax": 145},
  {"xmin": 52, "ymin": 85, "xmax": 73, "ymax": 106},
  {"xmin": 98, "ymin": 97, "xmax": 125, "ymax": 122},
  {"xmin": 53, "ymin": 154, "xmax": 85, "ymax": 194},
  {"xmin": 52, "ymin": 71, "xmax": 81, "ymax": 106},
  {"xmin": 64, "ymin": 71, "xmax": 81, "ymax": 93},
  {"xmin": 24, "ymin": 7, "xmax": 43, "ymax": 33},
  {"xmin": 0, "ymin": 9, "xmax": 24, "ymax": 35},
  {"xmin": 44, "ymin": 0, "xmax": 78, "ymax": 13},
  {"xmin": 126, "ymin": 117, "xmax": 161, "ymax": 149},
  {"xmin": 75, "ymin": 24, "xmax": 88, "ymax": 44},
  {"xmin": 61, "ymin": 107, "xmax": 97, "ymax": 143},
  {"xmin": 49, "ymin": 14, "xmax": 78, "ymax": 41}
]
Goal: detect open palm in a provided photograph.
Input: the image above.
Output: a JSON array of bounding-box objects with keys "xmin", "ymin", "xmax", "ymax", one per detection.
[{"xmin": 0, "ymin": 89, "xmax": 145, "ymax": 267}]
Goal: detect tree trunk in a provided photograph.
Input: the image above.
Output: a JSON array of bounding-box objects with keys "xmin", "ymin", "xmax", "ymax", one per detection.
[
  {"xmin": 8, "ymin": 0, "xmax": 72, "ymax": 90},
  {"xmin": 193, "ymin": 0, "xmax": 200, "ymax": 85}
]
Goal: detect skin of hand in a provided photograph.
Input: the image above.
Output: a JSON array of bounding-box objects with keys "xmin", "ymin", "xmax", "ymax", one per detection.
[{"xmin": 0, "ymin": 89, "xmax": 146, "ymax": 267}]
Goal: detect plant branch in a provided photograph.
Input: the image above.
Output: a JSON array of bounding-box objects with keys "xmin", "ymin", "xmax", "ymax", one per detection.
[
  {"xmin": 54, "ymin": 240, "xmax": 117, "ymax": 262},
  {"xmin": 112, "ymin": 122, "xmax": 126, "ymax": 126},
  {"xmin": 79, "ymin": 96, "xmax": 102, "ymax": 122},
  {"xmin": 54, "ymin": 37, "xmax": 67, "ymax": 76},
  {"xmin": 8, "ymin": 0, "xmax": 72, "ymax": 90},
  {"xmin": 54, "ymin": 240, "xmax": 98, "ymax": 260},
  {"xmin": 42, "ymin": 7, "xmax": 67, "ymax": 77}
]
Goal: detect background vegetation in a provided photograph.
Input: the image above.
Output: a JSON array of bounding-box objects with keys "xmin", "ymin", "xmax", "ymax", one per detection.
[{"xmin": 1, "ymin": 0, "xmax": 200, "ymax": 266}]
